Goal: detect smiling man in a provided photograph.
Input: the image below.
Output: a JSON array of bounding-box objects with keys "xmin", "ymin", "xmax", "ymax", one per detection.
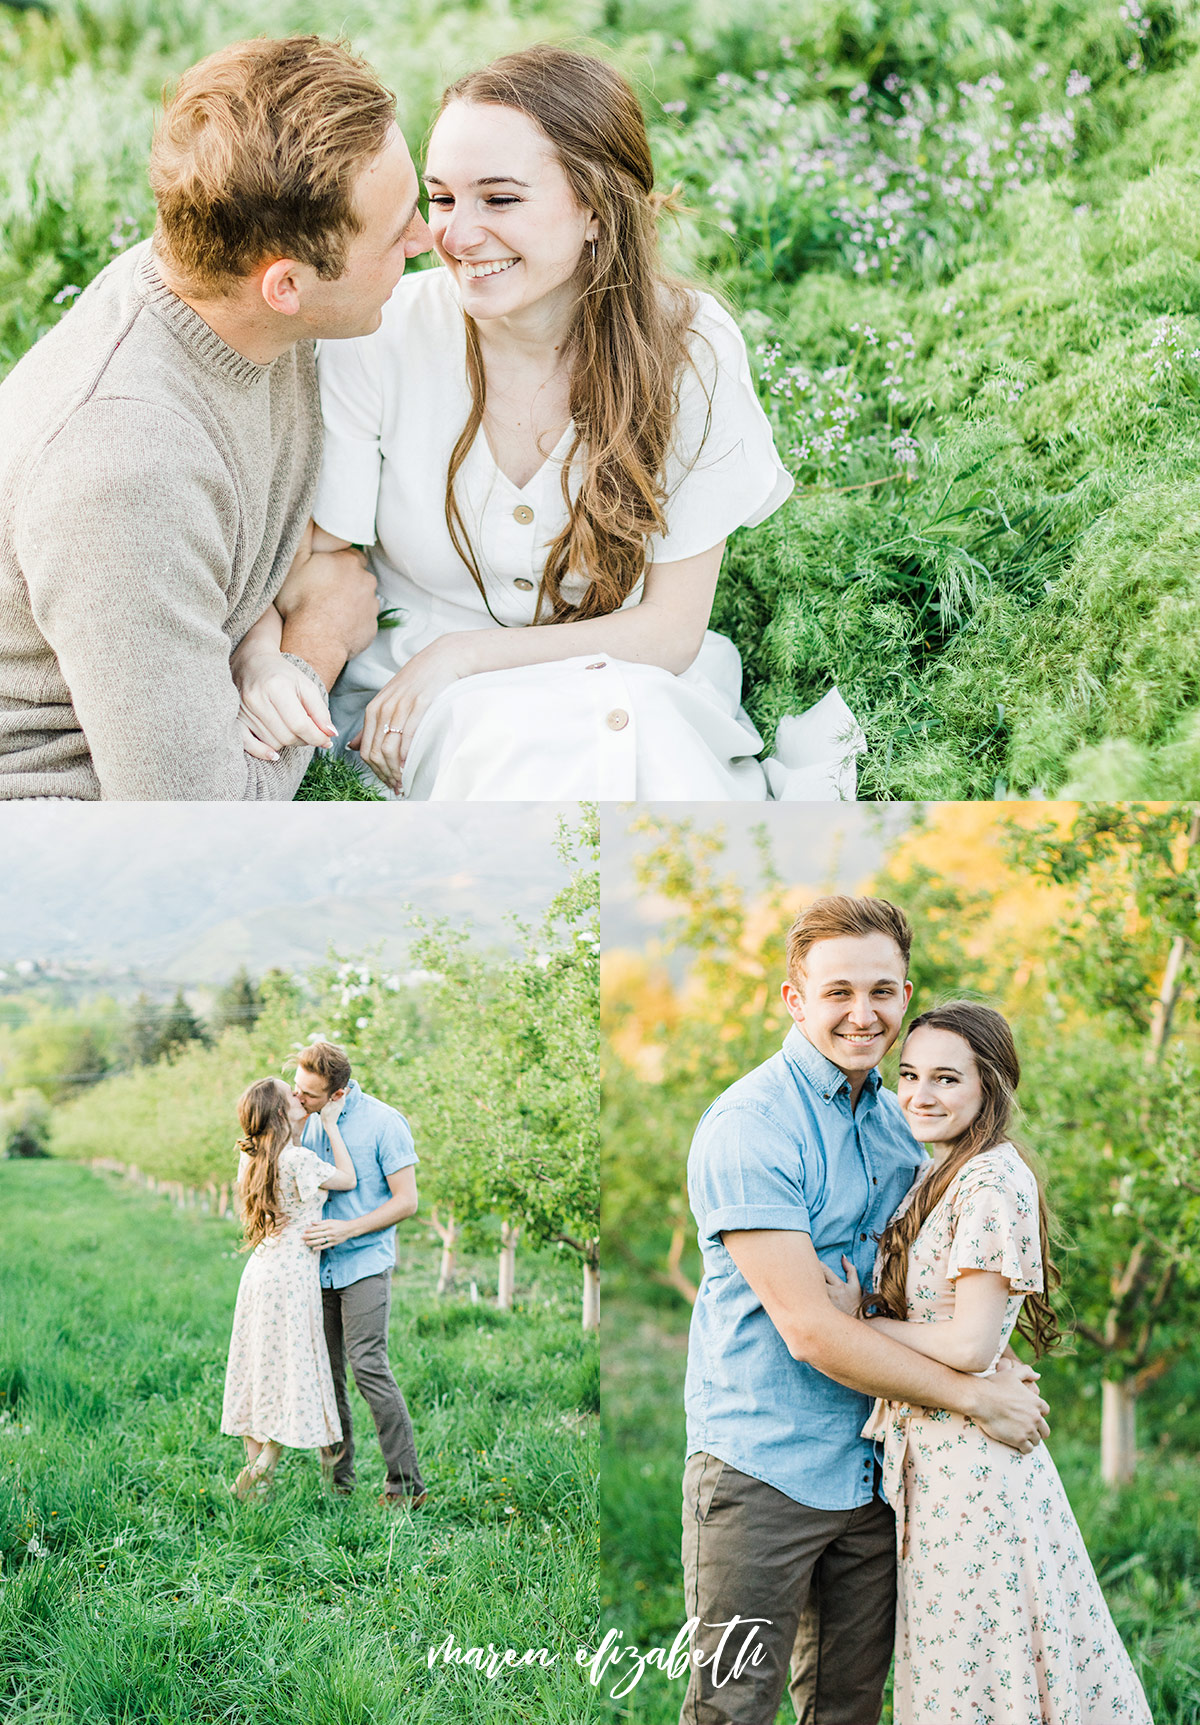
[
  {"xmin": 680, "ymin": 895, "xmax": 1052, "ymax": 1725},
  {"xmin": 0, "ymin": 36, "xmax": 432, "ymax": 799}
]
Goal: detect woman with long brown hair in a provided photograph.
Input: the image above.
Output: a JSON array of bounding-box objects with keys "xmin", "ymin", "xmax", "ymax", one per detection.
[
  {"xmin": 220, "ymin": 1077, "xmax": 357, "ymax": 1499},
  {"xmin": 824, "ymin": 1002, "xmax": 1151, "ymax": 1725},
  {"xmin": 235, "ymin": 44, "xmax": 857, "ymax": 799}
]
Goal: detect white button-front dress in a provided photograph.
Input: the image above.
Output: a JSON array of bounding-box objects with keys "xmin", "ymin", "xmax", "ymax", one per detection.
[{"xmin": 313, "ymin": 265, "xmax": 862, "ymax": 800}]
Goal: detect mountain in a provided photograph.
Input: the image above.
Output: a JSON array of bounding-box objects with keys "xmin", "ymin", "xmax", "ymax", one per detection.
[{"xmin": 0, "ymin": 803, "xmax": 576, "ymax": 978}]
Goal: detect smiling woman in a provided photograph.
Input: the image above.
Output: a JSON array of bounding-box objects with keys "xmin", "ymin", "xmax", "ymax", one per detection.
[{"xmin": 232, "ymin": 45, "xmax": 861, "ymax": 803}]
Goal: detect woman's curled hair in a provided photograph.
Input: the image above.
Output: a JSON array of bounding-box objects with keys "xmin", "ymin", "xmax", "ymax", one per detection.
[
  {"xmin": 439, "ymin": 45, "xmax": 702, "ymax": 625},
  {"xmin": 236, "ymin": 1077, "xmax": 293, "ymax": 1250},
  {"xmin": 867, "ymin": 1001, "xmax": 1062, "ymax": 1357}
]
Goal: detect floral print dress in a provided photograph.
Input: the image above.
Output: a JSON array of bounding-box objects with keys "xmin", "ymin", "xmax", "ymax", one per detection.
[
  {"xmin": 220, "ymin": 1144, "xmax": 342, "ymax": 1449},
  {"xmin": 862, "ymin": 1142, "xmax": 1153, "ymax": 1725}
]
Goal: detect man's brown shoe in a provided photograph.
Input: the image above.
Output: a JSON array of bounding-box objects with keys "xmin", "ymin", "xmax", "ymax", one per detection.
[{"xmin": 379, "ymin": 1489, "xmax": 428, "ymax": 1510}]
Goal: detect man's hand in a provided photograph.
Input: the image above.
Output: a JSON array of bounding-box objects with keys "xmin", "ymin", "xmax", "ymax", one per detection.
[
  {"xmin": 273, "ymin": 522, "xmax": 378, "ymax": 692},
  {"xmin": 350, "ymin": 635, "xmax": 477, "ymax": 793},
  {"xmin": 972, "ymin": 1362, "xmax": 1050, "ymax": 1452},
  {"xmin": 303, "ymin": 1216, "xmax": 357, "ymax": 1250},
  {"xmin": 724, "ymin": 1228, "xmax": 1050, "ymax": 1451}
]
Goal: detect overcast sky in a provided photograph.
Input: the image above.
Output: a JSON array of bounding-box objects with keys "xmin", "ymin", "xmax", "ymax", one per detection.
[{"xmin": 0, "ymin": 803, "xmax": 581, "ymax": 978}]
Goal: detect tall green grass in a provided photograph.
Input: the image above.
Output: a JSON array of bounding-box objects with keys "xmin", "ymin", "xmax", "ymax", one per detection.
[
  {"xmin": 0, "ymin": 1161, "xmax": 600, "ymax": 1723},
  {"xmin": 600, "ymin": 1274, "xmax": 1200, "ymax": 1725}
]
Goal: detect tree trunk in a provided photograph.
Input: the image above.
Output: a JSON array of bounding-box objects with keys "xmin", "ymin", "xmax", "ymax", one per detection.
[
  {"xmin": 431, "ymin": 1206, "xmax": 458, "ymax": 1296},
  {"xmin": 1101, "ymin": 1379, "xmax": 1137, "ymax": 1485},
  {"xmin": 582, "ymin": 1261, "xmax": 600, "ymax": 1333},
  {"xmin": 497, "ymin": 1221, "xmax": 519, "ymax": 1311},
  {"xmin": 658, "ymin": 1221, "xmax": 698, "ymax": 1304},
  {"xmin": 437, "ymin": 1236, "xmax": 457, "ymax": 1295}
]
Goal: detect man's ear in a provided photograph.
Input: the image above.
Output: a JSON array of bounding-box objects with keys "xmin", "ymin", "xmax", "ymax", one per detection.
[
  {"xmin": 328, "ymin": 1086, "xmax": 348, "ymax": 1104},
  {"xmin": 781, "ymin": 978, "xmax": 804, "ymax": 1026},
  {"xmin": 258, "ymin": 258, "xmax": 304, "ymax": 317}
]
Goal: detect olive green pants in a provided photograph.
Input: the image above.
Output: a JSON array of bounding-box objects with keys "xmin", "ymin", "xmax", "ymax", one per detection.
[{"xmin": 679, "ymin": 1454, "xmax": 896, "ymax": 1725}]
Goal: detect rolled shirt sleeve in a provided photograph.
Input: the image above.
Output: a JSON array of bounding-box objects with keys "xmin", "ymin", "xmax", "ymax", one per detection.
[
  {"xmin": 375, "ymin": 1107, "xmax": 419, "ymax": 1179},
  {"xmin": 689, "ymin": 1100, "xmax": 812, "ymax": 1248}
]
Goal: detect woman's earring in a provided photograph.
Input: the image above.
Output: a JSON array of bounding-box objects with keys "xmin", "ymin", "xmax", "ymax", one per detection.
[{"xmin": 589, "ymin": 237, "xmax": 598, "ymax": 266}]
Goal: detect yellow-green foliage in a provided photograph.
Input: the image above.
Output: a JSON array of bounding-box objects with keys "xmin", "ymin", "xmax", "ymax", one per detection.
[{"xmin": 49, "ymin": 1029, "xmax": 266, "ymax": 1186}]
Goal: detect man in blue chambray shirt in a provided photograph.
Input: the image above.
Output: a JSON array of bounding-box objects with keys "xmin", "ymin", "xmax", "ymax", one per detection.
[
  {"xmin": 293, "ymin": 1039, "xmax": 426, "ymax": 1508},
  {"xmin": 680, "ymin": 897, "xmax": 1050, "ymax": 1725}
]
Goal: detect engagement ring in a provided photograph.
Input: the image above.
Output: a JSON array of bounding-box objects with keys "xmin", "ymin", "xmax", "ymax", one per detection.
[{"xmin": 384, "ymin": 726, "xmax": 403, "ymax": 735}]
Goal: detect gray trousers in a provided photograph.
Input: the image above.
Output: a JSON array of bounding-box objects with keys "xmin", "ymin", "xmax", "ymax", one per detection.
[
  {"xmin": 679, "ymin": 1454, "xmax": 896, "ymax": 1725},
  {"xmin": 320, "ymin": 1271, "xmax": 425, "ymax": 1495}
]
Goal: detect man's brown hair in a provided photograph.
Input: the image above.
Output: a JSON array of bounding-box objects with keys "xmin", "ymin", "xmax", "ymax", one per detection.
[
  {"xmin": 150, "ymin": 36, "xmax": 396, "ymax": 293},
  {"xmin": 786, "ymin": 895, "xmax": 913, "ymax": 983},
  {"xmin": 293, "ymin": 1039, "xmax": 352, "ymax": 1095}
]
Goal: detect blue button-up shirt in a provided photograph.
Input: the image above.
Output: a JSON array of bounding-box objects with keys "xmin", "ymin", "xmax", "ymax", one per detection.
[
  {"xmin": 302, "ymin": 1081, "xmax": 418, "ymax": 1290},
  {"xmin": 685, "ymin": 1025, "xmax": 925, "ymax": 1510}
]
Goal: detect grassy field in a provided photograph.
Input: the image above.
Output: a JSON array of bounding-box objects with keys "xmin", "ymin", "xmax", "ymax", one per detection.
[
  {"xmin": 3, "ymin": 0, "xmax": 1200, "ymax": 797},
  {"xmin": 600, "ymin": 1276, "xmax": 1200, "ymax": 1725},
  {"xmin": 0, "ymin": 1161, "xmax": 600, "ymax": 1724}
]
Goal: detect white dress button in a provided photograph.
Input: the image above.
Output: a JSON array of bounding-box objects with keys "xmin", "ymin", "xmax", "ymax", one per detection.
[
  {"xmin": 606, "ymin": 709, "xmax": 629, "ymax": 731},
  {"xmin": 513, "ymin": 578, "xmax": 534, "ymax": 590},
  {"xmin": 512, "ymin": 504, "xmax": 534, "ymax": 525},
  {"xmin": 585, "ymin": 662, "xmax": 606, "ymax": 670}
]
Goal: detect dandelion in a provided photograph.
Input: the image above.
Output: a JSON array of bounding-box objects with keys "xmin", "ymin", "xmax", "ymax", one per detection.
[
  {"xmin": 1065, "ymin": 70, "xmax": 1092, "ymax": 99},
  {"xmin": 26, "ymin": 1536, "xmax": 49, "ymax": 1558}
]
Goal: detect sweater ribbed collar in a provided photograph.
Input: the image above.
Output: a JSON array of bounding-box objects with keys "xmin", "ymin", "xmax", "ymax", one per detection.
[{"xmin": 135, "ymin": 246, "xmax": 277, "ymax": 387}]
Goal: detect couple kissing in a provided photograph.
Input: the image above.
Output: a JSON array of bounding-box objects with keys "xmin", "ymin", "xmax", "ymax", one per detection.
[{"xmin": 220, "ymin": 1040, "xmax": 426, "ymax": 1509}]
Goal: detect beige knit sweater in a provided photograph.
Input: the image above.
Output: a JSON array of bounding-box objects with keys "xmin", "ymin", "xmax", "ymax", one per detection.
[{"xmin": 0, "ymin": 241, "xmax": 324, "ymax": 799}]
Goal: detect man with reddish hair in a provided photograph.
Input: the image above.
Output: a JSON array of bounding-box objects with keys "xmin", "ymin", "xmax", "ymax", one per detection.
[
  {"xmin": 293, "ymin": 1040, "xmax": 426, "ymax": 1508},
  {"xmin": 0, "ymin": 36, "xmax": 432, "ymax": 799},
  {"xmin": 680, "ymin": 895, "xmax": 1051, "ymax": 1725}
]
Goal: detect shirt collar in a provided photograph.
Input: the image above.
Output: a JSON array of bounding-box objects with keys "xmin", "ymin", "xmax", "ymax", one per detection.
[
  {"xmin": 339, "ymin": 1079, "xmax": 362, "ymax": 1115},
  {"xmin": 783, "ymin": 1024, "xmax": 882, "ymax": 1107}
]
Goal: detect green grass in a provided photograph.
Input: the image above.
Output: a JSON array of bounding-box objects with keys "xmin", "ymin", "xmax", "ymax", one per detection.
[
  {"xmin": 600, "ymin": 1275, "xmax": 1200, "ymax": 1725},
  {"xmin": 295, "ymin": 753, "xmax": 384, "ymax": 802},
  {"xmin": 4, "ymin": 0, "xmax": 1200, "ymax": 795},
  {"xmin": 0, "ymin": 1161, "xmax": 601, "ymax": 1723}
]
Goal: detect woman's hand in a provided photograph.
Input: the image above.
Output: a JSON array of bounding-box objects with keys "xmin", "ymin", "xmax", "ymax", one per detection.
[
  {"xmin": 236, "ymin": 651, "xmax": 337, "ymax": 756},
  {"xmin": 350, "ymin": 635, "xmax": 478, "ymax": 793},
  {"xmin": 319, "ymin": 1096, "xmax": 344, "ymax": 1134},
  {"xmin": 821, "ymin": 1255, "xmax": 863, "ymax": 1317}
]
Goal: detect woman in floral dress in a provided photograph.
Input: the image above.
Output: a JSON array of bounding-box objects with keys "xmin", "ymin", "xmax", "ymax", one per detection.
[
  {"xmin": 826, "ymin": 1002, "xmax": 1152, "ymax": 1725},
  {"xmin": 221, "ymin": 1077, "xmax": 357, "ymax": 1499}
]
